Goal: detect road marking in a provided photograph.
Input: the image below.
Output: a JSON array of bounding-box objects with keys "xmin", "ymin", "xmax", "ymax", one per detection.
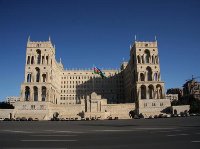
[
  {"xmin": 93, "ymin": 129, "xmax": 139, "ymax": 132},
  {"xmin": 191, "ymin": 141, "xmax": 200, "ymax": 143},
  {"xmin": 21, "ymin": 139, "xmax": 77, "ymax": 142},
  {"xmin": 43, "ymin": 130, "xmax": 84, "ymax": 133},
  {"xmin": 2, "ymin": 130, "xmax": 33, "ymax": 133},
  {"xmin": 135, "ymin": 127, "xmax": 176, "ymax": 130},
  {"xmin": 167, "ymin": 134, "xmax": 189, "ymax": 137},
  {"xmin": 158, "ymin": 131, "xmax": 173, "ymax": 133},
  {"xmin": 31, "ymin": 134, "xmax": 77, "ymax": 137},
  {"xmin": 44, "ymin": 130, "xmax": 72, "ymax": 132}
]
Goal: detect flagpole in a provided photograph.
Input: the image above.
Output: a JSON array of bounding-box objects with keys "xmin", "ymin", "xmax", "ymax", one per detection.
[{"xmin": 92, "ymin": 64, "xmax": 95, "ymax": 92}]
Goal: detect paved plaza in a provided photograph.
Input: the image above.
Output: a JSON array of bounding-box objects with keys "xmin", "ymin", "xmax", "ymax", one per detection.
[{"xmin": 0, "ymin": 117, "xmax": 200, "ymax": 149}]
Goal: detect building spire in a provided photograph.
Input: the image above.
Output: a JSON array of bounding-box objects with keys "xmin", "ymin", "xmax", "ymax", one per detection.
[
  {"xmin": 134, "ymin": 35, "xmax": 137, "ymax": 41},
  {"xmin": 49, "ymin": 36, "xmax": 51, "ymax": 41},
  {"xmin": 28, "ymin": 35, "xmax": 31, "ymax": 42},
  {"xmin": 155, "ymin": 35, "xmax": 157, "ymax": 41},
  {"xmin": 60, "ymin": 58, "xmax": 62, "ymax": 63}
]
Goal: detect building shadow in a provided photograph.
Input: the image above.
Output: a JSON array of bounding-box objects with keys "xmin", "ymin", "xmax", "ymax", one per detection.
[{"xmin": 75, "ymin": 71, "xmax": 126, "ymax": 104}]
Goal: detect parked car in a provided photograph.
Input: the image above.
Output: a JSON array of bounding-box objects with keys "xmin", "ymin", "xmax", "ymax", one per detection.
[
  {"xmin": 108, "ymin": 117, "xmax": 112, "ymax": 120},
  {"xmin": 114, "ymin": 117, "xmax": 119, "ymax": 120},
  {"xmin": 158, "ymin": 114, "xmax": 164, "ymax": 118},
  {"xmin": 134, "ymin": 115, "xmax": 140, "ymax": 119},
  {"xmin": 15, "ymin": 117, "xmax": 21, "ymax": 121},
  {"xmin": 148, "ymin": 115, "xmax": 154, "ymax": 119},
  {"xmin": 3, "ymin": 118, "xmax": 11, "ymax": 121},
  {"xmin": 190, "ymin": 113, "xmax": 197, "ymax": 116},
  {"xmin": 28, "ymin": 117, "xmax": 33, "ymax": 121},
  {"xmin": 20, "ymin": 117, "xmax": 27, "ymax": 121}
]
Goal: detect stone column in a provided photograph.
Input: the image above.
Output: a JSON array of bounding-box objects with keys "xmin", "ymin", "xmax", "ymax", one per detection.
[
  {"xmin": 38, "ymin": 86, "xmax": 41, "ymax": 102},
  {"xmin": 146, "ymin": 86, "xmax": 149, "ymax": 99},
  {"xmin": 138, "ymin": 87, "xmax": 141, "ymax": 100},
  {"xmin": 30, "ymin": 87, "xmax": 33, "ymax": 101}
]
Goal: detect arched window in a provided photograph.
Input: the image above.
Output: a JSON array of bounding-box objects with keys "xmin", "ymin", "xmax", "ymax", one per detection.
[
  {"xmin": 27, "ymin": 56, "xmax": 30, "ymax": 64},
  {"xmin": 31, "ymin": 56, "xmax": 34, "ymax": 64},
  {"xmin": 42, "ymin": 86, "xmax": 46, "ymax": 101},
  {"xmin": 144, "ymin": 49, "xmax": 150, "ymax": 63},
  {"xmin": 25, "ymin": 86, "xmax": 30, "ymax": 101},
  {"xmin": 33, "ymin": 86, "xmax": 38, "ymax": 101},
  {"xmin": 42, "ymin": 56, "xmax": 45, "ymax": 64},
  {"xmin": 27, "ymin": 74, "xmax": 31, "ymax": 82},
  {"xmin": 35, "ymin": 67, "xmax": 40, "ymax": 82},
  {"xmin": 154, "ymin": 73, "xmax": 158, "ymax": 81},
  {"xmin": 141, "ymin": 55, "xmax": 144, "ymax": 63},
  {"xmin": 137, "ymin": 55, "xmax": 141, "ymax": 63},
  {"xmin": 140, "ymin": 73, "xmax": 145, "ymax": 81},
  {"xmin": 155, "ymin": 56, "xmax": 158, "ymax": 64},
  {"xmin": 141, "ymin": 85, "xmax": 146, "ymax": 99},
  {"xmin": 46, "ymin": 56, "xmax": 49, "ymax": 64},
  {"xmin": 42, "ymin": 74, "xmax": 47, "ymax": 82},
  {"xmin": 36, "ymin": 49, "xmax": 41, "ymax": 64},
  {"xmin": 148, "ymin": 85, "xmax": 154, "ymax": 99},
  {"xmin": 152, "ymin": 55, "xmax": 154, "ymax": 64},
  {"xmin": 156, "ymin": 84, "xmax": 163, "ymax": 99},
  {"xmin": 146, "ymin": 66, "xmax": 152, "ymax": 81}
]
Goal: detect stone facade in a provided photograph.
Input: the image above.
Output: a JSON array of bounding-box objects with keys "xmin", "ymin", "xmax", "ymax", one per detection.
[
  {"xmin": 3, "ymin": 37, "xmax": 171, "ymax": 120},
  {"xmin": 166, "ymin": 94, "xmax": 179, "ymax": 102},
  {"xmin": 183, "ymin": 79, "xmax": 200, "ymax": 100},
  {"xmin": 5, "ymin": 96, "xmax": 20, "ymax": 104},
  {"xmin": 171, "ymin": 105, "xmax": 190, "ymax": 114}
]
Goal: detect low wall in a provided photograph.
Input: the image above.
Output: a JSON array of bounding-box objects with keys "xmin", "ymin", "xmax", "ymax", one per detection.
[
  {"xmin": 103, "ymin": 103, "xmax": 135, "ymax": 119},
  {"xmin": 171, "ymin": 105, "xmax": 190, "ymax": 114},
  {"xmin": 0, "ymin": 109, "xmax": 14, "ymax": 119}
]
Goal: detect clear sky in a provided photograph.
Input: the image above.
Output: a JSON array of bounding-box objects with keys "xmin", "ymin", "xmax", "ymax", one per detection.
[{"xmin": 0, "ymin": 0, "xmax": 200, "ymax": 101}]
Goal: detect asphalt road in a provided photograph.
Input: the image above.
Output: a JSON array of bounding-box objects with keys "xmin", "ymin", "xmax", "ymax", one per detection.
[{"xmin": 0, "ymin": 117, "xmax": 200, "ymax": 149}]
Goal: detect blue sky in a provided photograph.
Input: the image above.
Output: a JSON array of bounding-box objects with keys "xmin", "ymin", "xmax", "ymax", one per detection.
[{"xmin": 0, "ymin": 0, "xmax": 200, "ymax": 101}]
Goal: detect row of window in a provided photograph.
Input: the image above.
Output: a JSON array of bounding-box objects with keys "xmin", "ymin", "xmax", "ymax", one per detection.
[
  {"xmin": 60, "ymin": 102, "xmax": 75, "ymax": 105},
  {"xmin": 22, "ymin": 105, "xmax": 46, "ymax": 110},
  {"xmin": 61, "ymin": 80, "xmax": 123, "ymax": 85},
  {"xmin": 61, "ymin": 89, "xmax": 118, "ymax": 93},
  {"xmin": 144, "ymin": 102, "xmax": 164, "ymax": 107},
  {"xmin": 61, "ymin": 73, "xmax": 122, "ymax": 78}
]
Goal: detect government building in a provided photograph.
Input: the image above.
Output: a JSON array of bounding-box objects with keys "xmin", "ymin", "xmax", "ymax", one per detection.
[{"xmin": 1, "ymin": 37, "xmax": 172, "ymax": 120}]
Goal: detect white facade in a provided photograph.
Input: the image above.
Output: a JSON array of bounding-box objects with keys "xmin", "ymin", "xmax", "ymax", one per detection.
[{"xmin": 6, "ymin": 37, "xmax": 171, "ymax": 120}]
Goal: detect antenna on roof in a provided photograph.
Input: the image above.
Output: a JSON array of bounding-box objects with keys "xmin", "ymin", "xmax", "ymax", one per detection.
[
  {"xmin": 49, "ymin": 36, "xmax": 51, "ymax": 41},
  {"xmin": 155, "ymin": 35, "xmax": 157, "ymax": 41}
]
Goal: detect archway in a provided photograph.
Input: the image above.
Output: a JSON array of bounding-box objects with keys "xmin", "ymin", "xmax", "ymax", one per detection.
[
  {"xmin": 144, "ymin": 49, "xmax": 150, "ymax": 63},
  {"xmin": 141, "ymin": 85, "xmax": 146, "ymax": 99},
  {"xmin": 42, "ymin": 86, "xmax": 46, "ymax": 101},
  {"xmin": 33, "ymin": 86, "xmax": 38, "ymax": 101},
  {"xmin": 146, "ymin": 66, "xmax": 152, "ymax": 81},
  {"xmin": 36, "ymin": 49, "xmax": 41, "ymax": 64},
  {"xmin": 140, "ymin": 73, "xmax": 145, "ymax": 81},
  {"xmin": 148, "ymin": 85, "xmax": 154, "ymax": 99},
  {"xmin": 25, "ymin": 86, "xmax": 30, "ymax": 101},
  {"xmin": 35, "ymin": 67, "xmax": 40, "ymax": 82}
]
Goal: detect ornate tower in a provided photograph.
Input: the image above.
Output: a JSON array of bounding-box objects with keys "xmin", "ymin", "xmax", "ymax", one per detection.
[
  {"xmin": 129, "ymin": 39, "xmax": 170, "ymax": 116},
  {"xmin": 20, "ymin": 37, "xmax": 61, "ymax": 104}
]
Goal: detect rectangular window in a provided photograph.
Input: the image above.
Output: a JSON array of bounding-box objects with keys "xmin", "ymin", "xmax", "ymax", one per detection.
[{"xmin": 31, "ymin": 105, "xmax": 35, "ymax": 110}]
